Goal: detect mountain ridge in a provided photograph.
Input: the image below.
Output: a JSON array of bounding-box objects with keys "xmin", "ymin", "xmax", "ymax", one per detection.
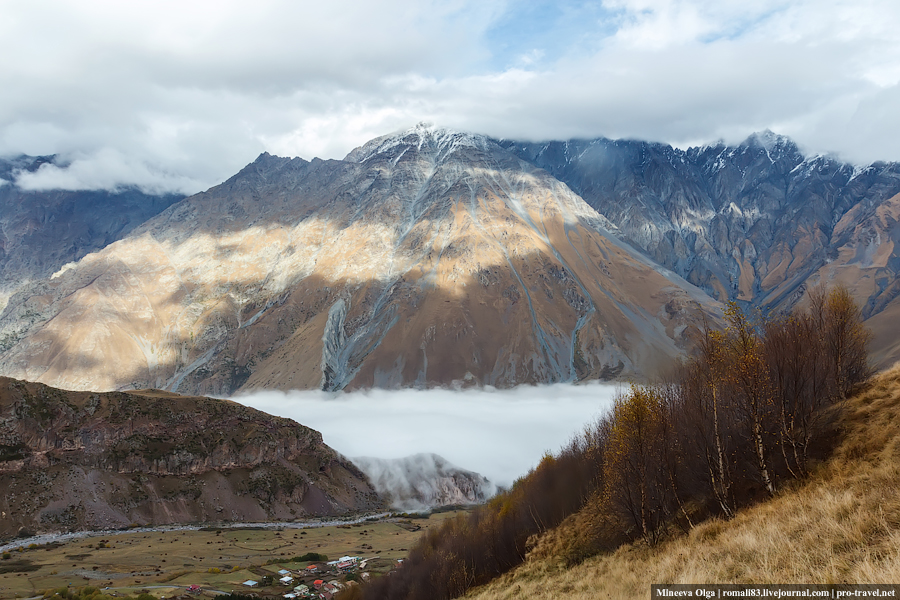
[
  {"xmin": 2, "ymin": 124, "xmax": 900, "ymax": 392},
  {"xmin": 498, "ymin": 132, "xmax": 900, "ymax": 366},
  {"xmin": 0, "ymin": 125, "xmax": 722, "ymax": 394}
]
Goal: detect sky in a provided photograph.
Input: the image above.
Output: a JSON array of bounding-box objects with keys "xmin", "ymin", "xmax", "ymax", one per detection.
[
  {"xmin": 234, "ymin": 383, "xmax": 618, "ymax": 488},
  {"xmin": 1, "ymin": 0, "xmax": 899, "ymax": 194}
]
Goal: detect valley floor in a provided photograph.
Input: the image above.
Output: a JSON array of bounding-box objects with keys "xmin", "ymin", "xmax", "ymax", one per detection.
[
  {"xmin": 466, "ymin": 364, "xmax": 900, "ymax": 599},
  {"xmin": 0, "ymin": 512, "xmax": 465, "ymax": 599}
]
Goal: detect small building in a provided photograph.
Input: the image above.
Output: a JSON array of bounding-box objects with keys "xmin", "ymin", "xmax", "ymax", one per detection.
[
  {"xmin": 294, "ymin": 584, "xmax": 309, "ymax": 594},
  {"xmin": 313, "ymin": 579, "xmax": 324, "ymax": 589},
  {"xmin": 305, "ymin": 564, "xmax": 318, "ymax": 573},
  {"xmin": 280, "ymin": 575, "xmax": 294, "ymax": 585},
  {"xmin": 283, "ymin": 594, "xmax": 297, "ymax": 599},
  {"xmin": 278, "ymin": 569, "xmax": 291, "ymax": 575},
  {"xmin": 242, "ymin": 580, "xmax": 258, "ymax": 587}
]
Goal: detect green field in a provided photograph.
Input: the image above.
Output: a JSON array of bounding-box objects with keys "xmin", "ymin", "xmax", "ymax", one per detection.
[{"xmin": 0, "ymin": 512, "xmax": 465, "ymax": 599}]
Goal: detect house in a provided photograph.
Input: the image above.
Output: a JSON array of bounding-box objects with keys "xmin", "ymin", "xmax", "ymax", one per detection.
[
  {"xmin": 293, "ymin": 584, "xmax": 309, "ymax": 594},
  {"xmin": 187, "ymin": 585, "xmax": 202, "ymax": 594},
  {"xmin": 305, "ymin": 564, "xmax": 318, "ymax": 573},
  {"xmin": 242, "ymin": 580, "xmax": 258, "ymax": 587},
  {"xmin": 278, "ymin": 569, "xmax": 291, "ymax": 575},
  {"xmin": 280, "ymin": 575, "xmax": 294, "ymax": 585},
  {"xmin": 313, "ymin": 579, "xmax": 324, "ymax": 589}
]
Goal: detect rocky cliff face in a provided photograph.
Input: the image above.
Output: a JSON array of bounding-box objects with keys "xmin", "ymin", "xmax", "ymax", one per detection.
[
  {"xmin": 500, "ymin": 133, "xmax": 900, "ymax": 367},
  {"xmin": 351, "ymin": 453, "xmax": 495, "ymax": 511},
  {"xmin": 0, "ymin": 377, "xmax": 383, "ymax": 538},
  {"xmin": 0, "ymin": 155, "xmax": 183, "ymax": 314},
  {"xmin": 0, "ymin": 125, "xmax": 722, "ymax": 394}
]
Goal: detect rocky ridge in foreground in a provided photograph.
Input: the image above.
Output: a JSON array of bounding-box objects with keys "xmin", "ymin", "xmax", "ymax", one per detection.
[{"xmin": 0, "ymin": 377, "xmax": 383, "ymax": 539}]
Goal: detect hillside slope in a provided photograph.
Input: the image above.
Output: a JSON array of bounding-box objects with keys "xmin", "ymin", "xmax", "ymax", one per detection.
[
  {"xmin": 0, "ymin": 155, "xmax": 182, "ymax": 313},
  {"xmin": 0, "ymin": 377, "xmax": 383, "ymax": 539},
  {"xmin": 465, "ymin": 364, "xmax": 900, "ymax": 599}
]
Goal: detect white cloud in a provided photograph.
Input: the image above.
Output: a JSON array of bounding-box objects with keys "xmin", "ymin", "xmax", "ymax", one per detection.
[
  {"xmin": 233, "ymin": 382, "xmax": 616, "ymax": 488},
  {"xmin": 1, "ymin": 0, "xmax": 899, "ymax": 193},
  {"xmin": 14, "ymin": 149, "xmax": 201, "ymax": 194}
]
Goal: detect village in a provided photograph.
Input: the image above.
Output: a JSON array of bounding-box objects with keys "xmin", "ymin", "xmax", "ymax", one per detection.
[{"xmin": 232, "ymin": 554, "xmax": 379, "ymax": 599}]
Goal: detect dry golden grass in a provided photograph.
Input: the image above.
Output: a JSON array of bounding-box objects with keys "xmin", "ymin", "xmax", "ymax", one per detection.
[{"xmin": 466, "ymin": 364, "xmax": 900, "ymax": 600}]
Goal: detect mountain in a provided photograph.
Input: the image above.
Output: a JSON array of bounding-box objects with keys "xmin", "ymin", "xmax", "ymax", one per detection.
[
  {"xmin": 351, "ymin": 453, "xmax": 495, "ymax": 511},
  {"xmin": 0, "ymin": 377, "xmax": 383, "ymax": 538},
  {"xmin": 499, "ymin": 133, "xmax": 900, "ymax": 367},
  {"xmin": 0, "ymin": 124, "xmax": 721, "ymax": 394},
  {"xmin": 0, "ymin": 155, "xmax": 183, "ymax": 312}
]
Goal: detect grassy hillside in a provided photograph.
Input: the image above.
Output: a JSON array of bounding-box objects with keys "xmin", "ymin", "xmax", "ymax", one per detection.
[{"xmin": 465, "ymin": 363, "xmax": 900, "ymax": 599}]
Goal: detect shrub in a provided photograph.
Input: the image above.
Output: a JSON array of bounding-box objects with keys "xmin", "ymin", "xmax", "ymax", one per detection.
[{"xmin": 291, "ymin": 552, "xmax": 328, "ymax": 562}]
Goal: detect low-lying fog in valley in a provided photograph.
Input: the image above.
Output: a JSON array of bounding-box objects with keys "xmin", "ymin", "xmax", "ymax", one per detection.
[{"xmin": 234, "ymin": 383, "xmax": 617, "ymax": 491}]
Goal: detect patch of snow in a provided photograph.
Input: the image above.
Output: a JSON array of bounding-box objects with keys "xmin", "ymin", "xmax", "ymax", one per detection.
[{"xmin": 849, "ymin": 162, "xmax": 876, "ymax": 182}]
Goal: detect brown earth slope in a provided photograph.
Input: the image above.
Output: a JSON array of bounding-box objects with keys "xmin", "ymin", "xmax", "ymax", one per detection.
[{"xmin": 0, "ymin": 377, "xmax": 383, "ymax": 539}]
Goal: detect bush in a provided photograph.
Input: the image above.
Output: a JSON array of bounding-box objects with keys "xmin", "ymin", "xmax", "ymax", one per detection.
[{"xmin": 291, "ymin": 552, "xmax": 328, "ymax": 562}]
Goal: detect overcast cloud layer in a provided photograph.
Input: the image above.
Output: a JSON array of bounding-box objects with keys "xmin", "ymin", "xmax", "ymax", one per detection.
[
  {"xmin": 2, "ymin": 0, "xmax": 899, "ymax": 194},
  {"xmin": 234, "ymin": 383, "xmax": 617, "ymax": 488}
]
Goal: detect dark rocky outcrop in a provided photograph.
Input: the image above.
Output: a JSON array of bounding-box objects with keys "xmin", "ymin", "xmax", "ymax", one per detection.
[{"xmin": 0, "ymin": 377, "xmax": 383, "ymax": 539}]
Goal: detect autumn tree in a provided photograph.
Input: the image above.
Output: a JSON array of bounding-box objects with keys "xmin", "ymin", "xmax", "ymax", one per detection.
[
  {"xmin": 809, "ymin": 285, "xmax": 872, "ymax": 398},
  {"xmin": 680, "ymin": 323, "xmax": 738, "ymax": 518},
  {"xmin": 722, "ymin": 302, "xmax": 777, "ymax": 496},
  {"xmin": 602, "ymin": 385, "xmax": 672, "ymax": 542}
]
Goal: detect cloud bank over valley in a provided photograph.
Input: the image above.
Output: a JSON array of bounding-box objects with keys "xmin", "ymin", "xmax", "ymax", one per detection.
[{"xmin": 234, "ymin": 382, "xmax": 617, "ymax": 489}]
